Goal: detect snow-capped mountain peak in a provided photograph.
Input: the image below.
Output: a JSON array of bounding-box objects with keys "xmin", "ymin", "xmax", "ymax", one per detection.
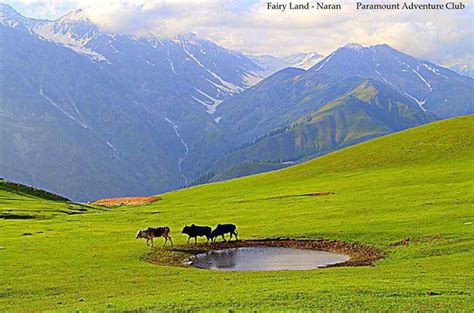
[
  {"xmin": 343, "ymin": 42, "xmax": 364, "ymax": 50},
  {"xmin": 56, "ymin": 8, "xmax": 88, "ymax": 22},
  {"xmin": 0, "ymin": 3, "xmax": 26, "ymax": 27},
  {"xmin": 450, "ymin": 64, "xmax": 474, "ymax": 78},
  {"xmin": 249, "ymin": 51, "xmax": 324, "ymax": 74},
  {"xmin": 33, "ymin": 18, "xmax": 108, "ymax": 62},
  {"xmin": 175, "ymin": 32, "xmax": 199, "ymax": 42}
]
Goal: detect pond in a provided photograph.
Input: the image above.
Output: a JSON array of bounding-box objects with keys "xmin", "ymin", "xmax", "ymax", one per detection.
[{"xmin": 190, "ymin": 247, "xmax": 350, "ymax": 271}]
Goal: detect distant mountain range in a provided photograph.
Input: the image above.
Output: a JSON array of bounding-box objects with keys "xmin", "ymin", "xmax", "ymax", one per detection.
[
  {"xmin": 0, "ymin": 4, "xmax": 472, "ymax": 200},
  {"xmin": 450, "ymin": 64, "xmax": 474, "ymax": 78},
  {"xmin": 249, "ymin": 52, "xmax": 323, "ymax": 73},
  {"xmin": 217, "ymin": 43, "xmax": 472, "ymax": 142}
]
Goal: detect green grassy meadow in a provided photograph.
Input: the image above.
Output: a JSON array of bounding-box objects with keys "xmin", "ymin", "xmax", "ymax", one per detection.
[{"xmin": 0, "ymin": 115, "xmax": 473, "ymax": 311}]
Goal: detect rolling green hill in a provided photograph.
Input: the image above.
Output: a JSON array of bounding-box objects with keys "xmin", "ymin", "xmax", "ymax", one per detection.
[
  {"xmin": 0, "ymin": 179, "xmax": 103, "ymax": 220},
  {"xmin": 0, "ymin": 115, "xmax": 473, "ymax": 311}
]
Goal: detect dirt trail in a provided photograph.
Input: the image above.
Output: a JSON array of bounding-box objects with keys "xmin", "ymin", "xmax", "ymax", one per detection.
[{"xmin": 91, "ymin": 196, "xmax": 161, "ymax": 206}]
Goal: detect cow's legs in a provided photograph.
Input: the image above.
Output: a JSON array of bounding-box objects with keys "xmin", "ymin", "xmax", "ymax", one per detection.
[
  {"xmin": 146, "ymin": 239, "xmax": 150, "ymax": 246},
  {"xmin": 233, "ymin": 231, "xmax": 239, "ymax": 241},
  {"xmin": 163, "ymin": 237, "xmax": 168, "ymax": 247},
  {"xmin": 229, "ymin": 233, "xmax": 233, "ymax": 241},
  {"xmin": 168, "ymin": 236, "xmax": 173, "ymax": 246},
  {"xmin": 221, "ymin": 234, "xmax": 226, "ymax": 242},
  {"xmin": 187, "ymin": 237, "xmax": 190, "ymax": 244},
  {"xmin": 195, "ymin": 236, "xmax": 198, "ymax": 244},
  {"xmin": 150, "ymin": 238, "xmax": 154, "ymax": 247}
]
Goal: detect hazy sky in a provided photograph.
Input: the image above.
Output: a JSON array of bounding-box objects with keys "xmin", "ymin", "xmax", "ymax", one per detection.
[{"xmin": 4, "ymin": 0, "xmax": 474, "ymax": 66}]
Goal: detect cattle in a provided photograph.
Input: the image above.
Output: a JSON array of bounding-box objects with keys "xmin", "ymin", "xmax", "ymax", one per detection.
[
  {"xmin": 136, "ymin": 226, "xmax": 173, "ymax": 247},
  {"xmin": 210, "ymin": 224, "xmax": 238, "ymax": 242},
  {"xmin": 181, "ymin": 224, "xmax": 212, "ymax": 244}
]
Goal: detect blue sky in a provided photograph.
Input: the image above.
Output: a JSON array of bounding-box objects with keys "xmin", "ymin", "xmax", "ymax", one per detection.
[{"xmin": 3, "ymin": 0, "xmax": 473, "ymax": 66}]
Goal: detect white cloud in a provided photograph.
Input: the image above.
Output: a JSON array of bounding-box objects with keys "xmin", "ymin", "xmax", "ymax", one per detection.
[{"xmin": 5, "ymin": 0, "xmax": 474, "ymax": 66}]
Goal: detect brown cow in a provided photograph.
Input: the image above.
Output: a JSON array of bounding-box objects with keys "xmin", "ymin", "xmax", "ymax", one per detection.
[{"xmin": 136, "ymin": 226, "xmax": 173, "ymax": 247}]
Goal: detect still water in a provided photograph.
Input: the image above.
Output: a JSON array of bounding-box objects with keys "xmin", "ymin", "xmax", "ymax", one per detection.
[{"xmin": 191, "ymin": 247, "xmax": 350, "ymax": 271}]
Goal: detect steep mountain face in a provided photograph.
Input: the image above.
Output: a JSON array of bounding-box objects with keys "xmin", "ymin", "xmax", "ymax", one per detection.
[
  {"xmin": 0, "ymin": 24, "xmax": 186, "ymax": 200},
  {"xmin": 450, "ymin": 64, "xmax": 474, "ymax": 78},
  {"xmin": 307, "ymin": 43, "xmax": 473, "ymax": 118},
  {"xmin": 0, "ymin": 4, "xmax": 264, "ymax": 200},
  {"xmin": 249, "ymin": 51, "xmax": 323, "ymax": 74},
  {"xmin": 198, "ymin": 79, "xmax": 437, "ymax": 183}
]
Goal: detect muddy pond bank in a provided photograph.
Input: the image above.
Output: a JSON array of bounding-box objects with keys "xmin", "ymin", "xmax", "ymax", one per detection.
[{"xmin": 144, "ymin": 239, "xmax": 384, "ymax": 269}]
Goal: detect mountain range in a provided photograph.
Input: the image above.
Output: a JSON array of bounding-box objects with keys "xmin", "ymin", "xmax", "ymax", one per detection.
[
  {"xmin": 249, "ymin": 52, "xmax": 323, "ymax": 74},
  {"xmin": 0, "ymin": 3, "xmax": 472, "ymax": 200},
  {"xmin": 450, "ymin": 64, "xmax": 474, "ymax": 78},
  {"xmin": 201, "ymin": 43, "xmax": 473, "ymax": 182}
]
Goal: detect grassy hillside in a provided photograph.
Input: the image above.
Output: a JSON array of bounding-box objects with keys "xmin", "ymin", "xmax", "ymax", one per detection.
[
  {"xmin": 0, "ymin": 115, "xmax": 473, "ymax": 311},
  {"xmin": 0, "ymin": 179, "xmax": 102, "ymax": 220},
  {"xmin": 0, "ymin": 179, "xmax": 69, "ymax": 202}
]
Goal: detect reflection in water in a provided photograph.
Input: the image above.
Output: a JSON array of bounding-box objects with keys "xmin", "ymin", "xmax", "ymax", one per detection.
[
  {"xmin": 206, "ymin": 248, "xmax": 238, "ymax": 269},
  {"xmin": 191, "ymin": 247, "xmax": 350, "ymax": 271}
]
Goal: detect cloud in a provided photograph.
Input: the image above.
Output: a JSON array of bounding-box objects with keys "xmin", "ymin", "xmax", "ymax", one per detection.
[
  {"xmin": 5, "ymin": 0, "xmax": 79, "ymax": 19},
  {"xmin": 5, "ymin": 0, "xmax": 474, "ymax": 66}
]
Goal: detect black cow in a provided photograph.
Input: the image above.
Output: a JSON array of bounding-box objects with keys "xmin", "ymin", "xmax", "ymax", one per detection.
[
  {"xmin": 181, "ymin": 224, "xmax": 212, "ymax": 244},
  {"xmin": 210, "ymin": 224, "xmax": 238, "ymax": 242}
]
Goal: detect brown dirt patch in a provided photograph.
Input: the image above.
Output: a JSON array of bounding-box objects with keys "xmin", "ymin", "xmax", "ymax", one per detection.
[
  {"xmin": 391, "ymin": 238, "xmax": 411, "ymax": 246},
  {"xmin": 145, "ymin": 239, "xmax": 384, "ymax": 268},
  {"xmin": 91, "ymin": 196, "xmax": 161, "ymax": 206},
  {"xmin": 390, "ymin": 235, "xmax": 447, "ymax": 247},
  {"xmin": 304, "ymin": 192, "xmax": 335, "ymax": 197}
]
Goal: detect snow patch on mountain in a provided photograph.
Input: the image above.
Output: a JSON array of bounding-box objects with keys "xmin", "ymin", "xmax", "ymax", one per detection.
[
  {"xmin": 164, "ymin": 117, "xmax": 189, "ymax": 185},
  {"xmin": 344, "ymin": 43, "xmax": 364, "ymax": 51},
  {"xmin": 33, "ymin": 22, "xmax": 109, "ymax": 63},
  {"xmin": 194, "ymin": 88, "xmax": 223, "ymax": 114},
  {"xmin": 411, "ymin": 67, "xmax": 432, "ymax": 90},
  {"xmin": 106, "ymin": 141, "xmax": 118, "ymax": 154},
  {"xmin": 242, "ymin": 72, "xmax": 266, "ymax": 87},
  {"xmin": 249, "ymin": 51, "xmax": 323, "ymax": 74},
  {"xmin": 374, "ymin": 70, "xmax": 426, "ymax": 110},
  {"xmin": 312, "ymin": 53, "xmax": 334, "ymax": 72},
  {"xmin": 39, "ymin": 87, "xmax": 89, "ymax": 128},
  {"xmin": 64, "ymin": 91, "xmax": 87, "ymax": 126},
  {"xmin": 292, "ymin": 52, "xmax": 324, "ymax": 69},
  {"xmin": 394, "ymin": 57, "xmax": 433, "ymax": 91},
  {"xmin": 166, "ymin": 49, "xmax": 178, "ymax": 74},
  {"xmin": 182, "ymin": 44, "xmax": 242, "ymax": 94},
  {"xmin": 450, "ymin": 64, "xmax": 474, "ymax": 78}
]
